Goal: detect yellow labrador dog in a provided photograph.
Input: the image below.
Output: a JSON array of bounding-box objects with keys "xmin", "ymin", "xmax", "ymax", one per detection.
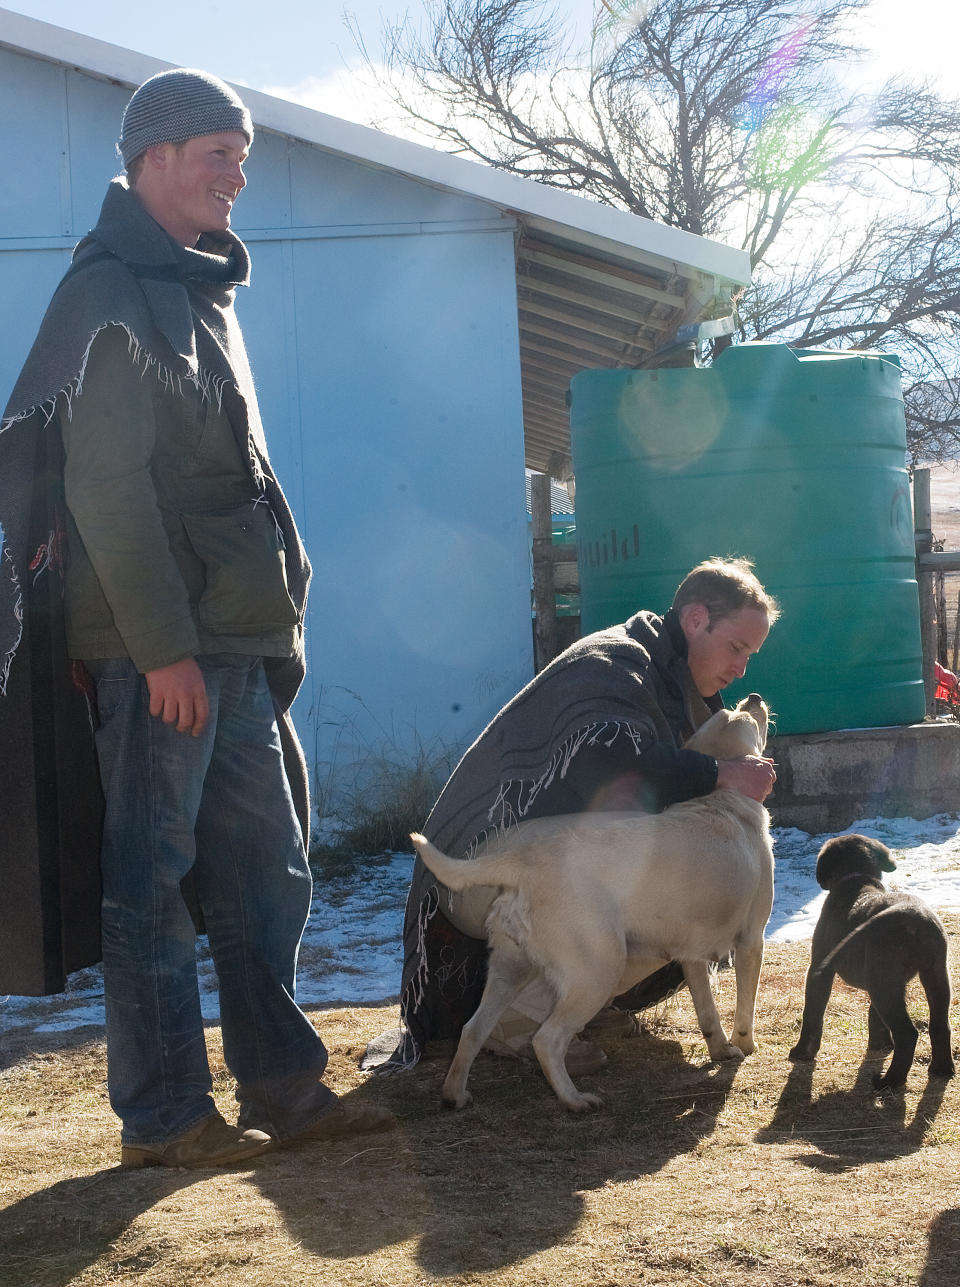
[{"xmin": 411, "ymin": 693, "xmax": 773, "ymax": 1112}]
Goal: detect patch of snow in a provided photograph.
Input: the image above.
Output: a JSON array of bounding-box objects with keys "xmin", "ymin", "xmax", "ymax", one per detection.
[{"xmin": 3, "ymin": 814, "xmax": 960, "ymax": 1037}]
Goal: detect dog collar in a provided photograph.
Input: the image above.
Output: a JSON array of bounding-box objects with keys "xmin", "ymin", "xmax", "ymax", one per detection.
[{"xmin": 828, "ymin": 871, "xmax": 885, "ymax": 891}]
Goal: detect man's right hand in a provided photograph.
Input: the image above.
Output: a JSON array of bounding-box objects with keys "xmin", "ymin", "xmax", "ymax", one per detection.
[
  {"xmin": 145, "ymin": 657, "xmax": 209, "ymax": 736},
  {"xmin": 715, "ymin": 755, "xmax": 777, "ymax": 802}
]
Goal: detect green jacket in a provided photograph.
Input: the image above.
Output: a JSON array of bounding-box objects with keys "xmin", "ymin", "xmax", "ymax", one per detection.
[{"xmin": 61, "ymin": 325, "xmax": 300, "ymax": 671}]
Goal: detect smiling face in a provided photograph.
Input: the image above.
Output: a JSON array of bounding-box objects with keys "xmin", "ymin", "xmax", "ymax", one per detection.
[
  {"xmin": 133, "ymin": 131, "xmax": 249, "ymax": 247},
  {"xmin": 680, "ymin": 603, "xmax": 770, "ymax": 698}
]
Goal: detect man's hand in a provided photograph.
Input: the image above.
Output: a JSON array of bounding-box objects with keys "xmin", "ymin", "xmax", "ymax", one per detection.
[
  {"xmin": 716, "ymin": 755, "xmax": 777, "ymax": 802},
  {"xmin": 145, "ymin": 657, "xmax": 209, "ymax": 736}
]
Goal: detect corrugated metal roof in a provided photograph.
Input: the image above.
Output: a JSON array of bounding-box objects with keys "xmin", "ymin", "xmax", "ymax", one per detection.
[
  {"xmin": 514, "ymin": 227, "xmax": 702, "ymax": 474},
  {"xmin": 0, "ymin": 7, "xmax": 752, "ymax": 479},
  {"xmin": 525, "ymin": 470, "xmax": 575, "ymax": 517}
]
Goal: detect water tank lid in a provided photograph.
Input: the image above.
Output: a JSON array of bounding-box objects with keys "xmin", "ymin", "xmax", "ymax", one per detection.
[{"xmin": 713, "ymin": 341, "xmax": 901, "ymax": 371}]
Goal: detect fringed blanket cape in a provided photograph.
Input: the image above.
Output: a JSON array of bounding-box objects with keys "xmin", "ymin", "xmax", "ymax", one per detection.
[{"xmin": 0, "ymin": 180, "xmax": 311, "ymax": 995}]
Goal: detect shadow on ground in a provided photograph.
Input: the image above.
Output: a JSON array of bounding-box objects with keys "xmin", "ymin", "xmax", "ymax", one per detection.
[
  {"xmin": 755, "ymin": 1049, "xmax": 952, "ymax": 1170},
  {"xmin": 252, "ymin": 1026, "xmax": 742, "ymax": 1276},
  {"xmin": 0, "ymin": 1025, "xmax": 739, "ymax": 1284},
  {"xmin": 921, "ymin": 1208, "xmax": 960, "ymax": 1287},
  {"xmin": 3, "ymin": 1002, "xmax": 955, "ymax": 1285},
  {"xmin": 0, "ymin": 1167, "xmax": 205, "ymax": 1286}
]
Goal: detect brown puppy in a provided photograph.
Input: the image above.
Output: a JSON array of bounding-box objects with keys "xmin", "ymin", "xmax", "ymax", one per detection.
[{"xmin": 789, "ymin": 833, "xmax": 955, "ymax": 1089}]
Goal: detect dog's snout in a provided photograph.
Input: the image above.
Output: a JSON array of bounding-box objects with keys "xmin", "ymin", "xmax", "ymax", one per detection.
[{"xmin": 746, "ymin": 693, "xmax": 762, "ymax": 704}]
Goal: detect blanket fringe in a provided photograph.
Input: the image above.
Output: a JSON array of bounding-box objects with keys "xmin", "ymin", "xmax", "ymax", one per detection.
[
  {"xmin": 369, "ymin": 884, "xmax": 440, "ymax": 1073},
  {"xmin": 459, "ymin": 720, "xmax": 642, "ymax": 865},
  {"xmin": 493, "ymin": 718, "xmax": 640, "ymax": 829},
  {"xmin": 0, "ymin": 322, "xmax": 229, "ymax": 438},
  {"xmin": 0, "ymin": 547, "xmax": 22, "ymax": 698}
]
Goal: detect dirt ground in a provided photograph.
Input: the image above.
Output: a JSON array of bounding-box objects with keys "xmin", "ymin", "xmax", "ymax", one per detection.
[{"xmin": 2, "ymin": 923, "xmax": 959, "ymax": 1287}]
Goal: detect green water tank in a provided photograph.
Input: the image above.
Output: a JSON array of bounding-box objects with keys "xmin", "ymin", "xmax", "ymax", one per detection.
[{"xmin": 569, "ymin": 343, "xmax": 924, "ymax": 735}]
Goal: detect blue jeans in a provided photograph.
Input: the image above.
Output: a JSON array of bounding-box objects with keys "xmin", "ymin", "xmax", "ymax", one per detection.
[{"xmin": 90, "ymin": 653, "xmax": 335, "ymax": 1146}]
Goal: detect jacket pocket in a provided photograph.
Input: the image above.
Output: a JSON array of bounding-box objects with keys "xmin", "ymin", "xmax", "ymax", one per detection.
[{"xmin": 180, "ymin": 504, "xmax": 299, "ymax": 634}]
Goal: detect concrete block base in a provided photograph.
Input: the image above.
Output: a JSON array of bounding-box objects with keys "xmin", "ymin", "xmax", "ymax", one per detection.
[{"xmin": 767, "ymin": 721, "xmax": 960, "ymax": 833}]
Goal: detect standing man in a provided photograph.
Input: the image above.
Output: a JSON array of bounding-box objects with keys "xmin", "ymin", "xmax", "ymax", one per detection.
[{"xmin": 1, "ymin": 69, "xmax": 394, "ymax": 1167}]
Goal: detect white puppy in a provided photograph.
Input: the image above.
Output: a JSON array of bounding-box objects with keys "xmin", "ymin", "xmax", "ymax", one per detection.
[{"xmin": 411, "ymin": 693, "xmax": 773, "ymax": 1112}]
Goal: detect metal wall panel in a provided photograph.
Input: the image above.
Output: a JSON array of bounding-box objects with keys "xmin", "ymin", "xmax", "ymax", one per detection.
[
  {"xmin": 290, "ymin": 140, "xmax": 494, "ymax": 227},
  {"xmin": 280, "ymin": 226, "xmax": 530, "ymax": 781},
  {"xmin": 0, "ymin": 50, "xmax": 69, "ymax": 237}
]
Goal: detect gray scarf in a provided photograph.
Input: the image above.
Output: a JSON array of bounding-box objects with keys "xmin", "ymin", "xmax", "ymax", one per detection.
[{"xmin": 6, "ymin": 179, "xmax": 252, "ymax": 432}]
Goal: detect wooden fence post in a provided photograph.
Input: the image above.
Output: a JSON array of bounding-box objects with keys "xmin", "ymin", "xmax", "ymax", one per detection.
[
  {"xmin": 531, "ymin": 473, "xmax": 559, "ymax": 671},
  {"xmin": 914, "ymin": 468, "xmax": 937, "ymax": 716}
]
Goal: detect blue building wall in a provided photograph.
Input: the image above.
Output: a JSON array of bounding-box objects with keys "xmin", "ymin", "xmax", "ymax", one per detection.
[{"xmin": 0, "ymin": 50, "xmax": 534, "ymax": 815}]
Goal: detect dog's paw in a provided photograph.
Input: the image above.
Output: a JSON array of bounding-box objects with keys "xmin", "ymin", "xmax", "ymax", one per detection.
[
  {"xmin": 441, "ymin": 1089, "xmax": 473, "ymax": 1111},
  {"xmin": 563, "ymin": 1091, "xmax": 604, "ymax": 1113},
  {"xmin": 929, "ymin": 1058, "xmax": 956, "ymax": 1080},
  {"xmin": 872, "ymin": 1071, "xmax": 906, "ymax": 1093},
  {"xmin": 708, "ymin": 1040, "xmax": 745, "ymax": 1063}
]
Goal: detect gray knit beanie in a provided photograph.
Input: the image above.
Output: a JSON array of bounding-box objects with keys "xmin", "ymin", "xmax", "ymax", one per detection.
[{"xmin": 118, "ymin": 68, "xmax": 253, "ymax": 166}]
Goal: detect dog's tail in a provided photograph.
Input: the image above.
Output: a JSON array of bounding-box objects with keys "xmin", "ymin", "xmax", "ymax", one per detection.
[
  {"xmin": 410, "ymin": 832, "xmax": 520, "ymax": 892},
  {"xmin": 818, "ymin": 904, "xmax": 925, "ymax": 972}
]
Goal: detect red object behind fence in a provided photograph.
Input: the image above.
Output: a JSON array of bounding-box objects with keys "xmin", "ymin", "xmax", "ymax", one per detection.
[{"xmin": 935, "ymin": 662, "xmax": 960, "ymax": 702}]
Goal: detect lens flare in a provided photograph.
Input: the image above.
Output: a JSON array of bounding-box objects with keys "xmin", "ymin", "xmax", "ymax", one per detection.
[
  {"xmin": 593, "ymin": 0, "xmax": 652, "ymax": 51},
  {"xmin": 741, "ymin": 19, "xmax": 814, "ymax": 136}
]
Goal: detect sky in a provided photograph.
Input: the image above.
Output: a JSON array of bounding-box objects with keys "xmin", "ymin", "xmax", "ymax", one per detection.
[
  {"xmin": 4, "ymin": 0, "xmax": 959, "ymax": 130},
  {"xmin": 4, "ymin": 811, "xmax": 960, "ymax": 1034}
]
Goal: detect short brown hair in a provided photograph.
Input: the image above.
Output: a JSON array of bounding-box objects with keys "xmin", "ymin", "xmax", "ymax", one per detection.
[
  {"xmin": 125, "ymin": 152, "xmax": 146, "ymax": 186},
  {"xmin": 124, "ymin": 139, "xmax": 188, "ymax": 189},
  {"xmin": 672, "ymin": 557, "xmax": 780, "ymax": 626}
]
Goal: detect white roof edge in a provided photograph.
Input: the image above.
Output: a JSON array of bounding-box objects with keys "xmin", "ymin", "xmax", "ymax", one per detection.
[
  {"xmin": 1, "ymin": 8, "xmax": 163, "ymax": 92},
  {"xmin": 241, "ymin": 89, "xmax": 751, "ymax": 286},
  {"xmin": 0, "ymin": 7, "xmax": 751, "ymax": 287}
]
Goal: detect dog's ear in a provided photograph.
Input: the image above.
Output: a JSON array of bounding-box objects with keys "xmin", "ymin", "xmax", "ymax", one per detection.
[
  {"xmin": 816, "ymin": 834, "xmax": 893, "ymax": 888},
  {"xmin": 871, "ymin": 838, "xmax": 897, "ymax": 872},
  {"xmin": 682, "ymin": 708, "xmax": 728, "ymax": 754},
  {"xmin": 850, "ymin": 834, "xmax": 896, "ymax": 874},
  {"xmin": 686, "ymin": 703, "xmax": 768, "ymax": 759},
  {"xmin": 815, "ymin": 836, "xmax": 849, "ymax": 889}
]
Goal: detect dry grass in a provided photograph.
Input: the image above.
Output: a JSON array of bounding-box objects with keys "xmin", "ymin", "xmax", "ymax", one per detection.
[{"xmin": 2, "ymin": 920, "xmax": 959, "ymax": 1287}]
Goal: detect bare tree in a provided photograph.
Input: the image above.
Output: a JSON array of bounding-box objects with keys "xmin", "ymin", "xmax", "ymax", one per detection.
[{"xmin": 356, "ymin": 0, "xmax": 960, "ymax": 460}]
